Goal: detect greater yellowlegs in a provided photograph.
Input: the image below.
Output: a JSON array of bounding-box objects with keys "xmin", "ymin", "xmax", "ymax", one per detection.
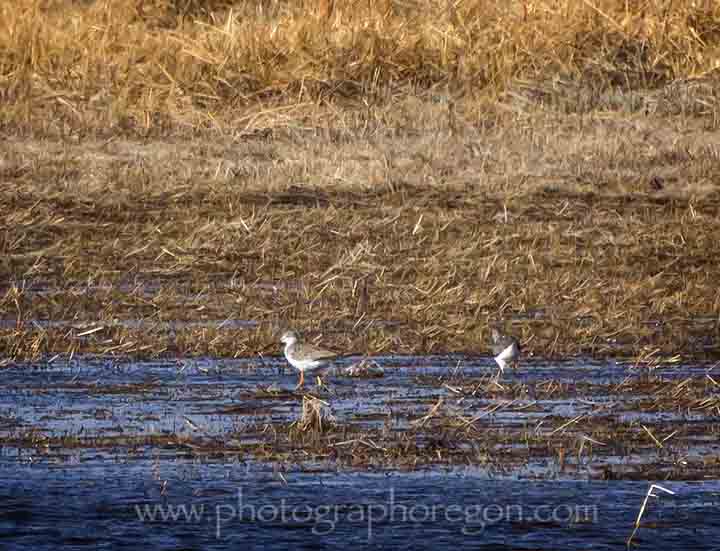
[
  {"xmin": 280, "ymin": 330, "xmax": 339, "ymax": 389},
  {"xmin": 491, "ymin": 327, "xmax": 521, "ymax": 373}
]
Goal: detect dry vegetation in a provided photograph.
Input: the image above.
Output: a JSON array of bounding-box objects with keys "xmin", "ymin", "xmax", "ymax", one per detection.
[{"xmin": 1, "ymin": 0, "xmax": 720, "ymax": 361}]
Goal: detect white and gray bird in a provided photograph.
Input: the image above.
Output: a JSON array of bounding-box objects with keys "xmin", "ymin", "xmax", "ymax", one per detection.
[
  {"xmin": 491, "ymin": 327, "xmax": 521, "ymax": 373},
  {"xmin": 280, "ymin": 330, "xmax": 339, "ymax": 389}
]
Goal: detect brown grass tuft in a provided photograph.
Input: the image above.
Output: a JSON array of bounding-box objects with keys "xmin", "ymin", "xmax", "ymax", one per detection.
[{"xmin": 293, "ymin": 395, "xmax": 335, "ymax": 433}]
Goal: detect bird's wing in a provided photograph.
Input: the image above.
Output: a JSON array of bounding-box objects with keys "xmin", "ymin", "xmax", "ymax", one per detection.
[
  {"xmin": 495, "ymin": 343, "xmax": 516, "ymax": 363},
  {"xmin": 297, "ymin": 344, "xmax": 338, "ymax": 360}
]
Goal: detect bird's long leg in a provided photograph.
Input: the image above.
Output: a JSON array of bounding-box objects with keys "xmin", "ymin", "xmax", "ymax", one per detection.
[
  {"xmin": 295, "ymin": 370, "xmax": 305, "ymax": 390},
  {"xmin": 493, "ymin": 366, "xmax": 503, "ymax": 382}
]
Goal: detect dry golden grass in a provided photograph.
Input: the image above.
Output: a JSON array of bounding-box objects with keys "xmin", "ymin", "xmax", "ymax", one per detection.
[
  {"xmin": 1, "ymin": 0, "xmax": 719, "ymax": 136},
  {"xmin": 0, "ymin": 0, "xmax": 719, "ymax": 361}
]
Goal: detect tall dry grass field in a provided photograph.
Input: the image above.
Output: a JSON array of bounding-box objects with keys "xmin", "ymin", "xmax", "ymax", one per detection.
[
  {"xmin": 1, "ymin": 0, "xmax": 719, "ymax": 134},
  {"xmin": 1, "ymin": 0, "xmax": 719, "ymax": 362}
]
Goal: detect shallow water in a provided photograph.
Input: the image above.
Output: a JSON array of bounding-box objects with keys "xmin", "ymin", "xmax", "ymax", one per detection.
[
  {"xmin": 1, "ymin": 356, "xmax": 720, "ymax": 548},
  {"xmin": 3, "ymin": 463, "xmax": 720, "ymax": 550}
]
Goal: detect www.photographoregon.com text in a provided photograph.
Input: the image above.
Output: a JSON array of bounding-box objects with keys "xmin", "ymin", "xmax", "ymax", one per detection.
[{"xmin": 134, "ymin": 488, "xmax": 599, "ymax": 539}]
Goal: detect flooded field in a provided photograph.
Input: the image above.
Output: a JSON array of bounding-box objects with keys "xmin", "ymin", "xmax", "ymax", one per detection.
[
  {"xmin": 2, "ymin": 355, "xmax": 719, "ymax": 548},
  {"xmin": 3, "ymin": 3, "xmax": 720, "ymax": 545}
]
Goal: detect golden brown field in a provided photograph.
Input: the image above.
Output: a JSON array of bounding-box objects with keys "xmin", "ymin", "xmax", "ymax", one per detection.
[{"xmin": 1, "ymin": 0, "xmax": 720, "ymax": 362}]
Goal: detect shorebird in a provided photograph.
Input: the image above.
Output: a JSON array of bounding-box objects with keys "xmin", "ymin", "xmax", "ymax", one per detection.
[
  {"xmin": 491, "ymin": 327, "xmax": 521, "ymax": 373},
  {"xmin": 280, "ymin": 330, "xmax": 339, "ymax": 390}
]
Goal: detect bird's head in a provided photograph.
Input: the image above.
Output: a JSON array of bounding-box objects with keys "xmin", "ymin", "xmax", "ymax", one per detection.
[{"xmin": 280, "ymin": 330, "xmax": 298, "ymax": 345}]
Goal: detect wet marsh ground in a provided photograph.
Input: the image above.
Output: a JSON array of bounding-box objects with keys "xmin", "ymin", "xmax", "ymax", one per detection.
[
  {"xmin": 2, "ymin": 0, "xmax": 720, "ymax": 547},
  {"xmin": 3, "ymin": 356, "xmax": 720, "ymax": 478},
  {"xmin": 2, "ymin": 356, "xmax": 720, "ymax": 548}
]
